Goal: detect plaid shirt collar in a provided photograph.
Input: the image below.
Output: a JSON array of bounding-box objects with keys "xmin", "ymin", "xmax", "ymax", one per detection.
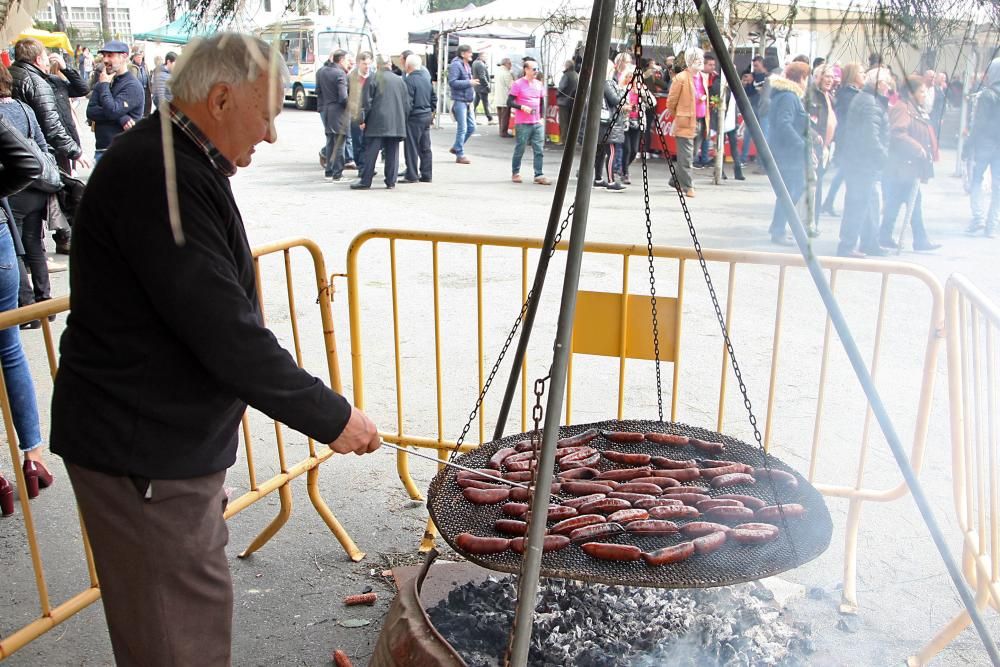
[{"xmin": 168, "ymin": 105, "xmax": 237, "ymax": 178}]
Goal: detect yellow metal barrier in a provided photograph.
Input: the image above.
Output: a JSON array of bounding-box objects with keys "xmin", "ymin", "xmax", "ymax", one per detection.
[
  {"xmin": 910, "ymin": 274, "xmax": 1000, "ymax": 666},
  {"xmin": 0, "ymin": 238, "xmax": 361, "ymax": 661},
  {"xmin": 344, "ymin": 228, "xmax": 944, "ymax": 611}
]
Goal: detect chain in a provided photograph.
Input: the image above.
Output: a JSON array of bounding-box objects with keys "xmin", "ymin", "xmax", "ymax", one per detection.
[{"xmin": 528, "ymin": 376, "xmax": 548, "ymax": 494}]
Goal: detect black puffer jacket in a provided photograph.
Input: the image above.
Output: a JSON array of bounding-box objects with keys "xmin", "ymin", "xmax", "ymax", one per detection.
[
  {"xmin": 839, "ymin": 85, "xmax": 889, "ymax": 173},
  {"xmin": 48, "ymin": 67, "xmax": 88, "ymax": 147},
  {"xmin": 10, "ymin": 60, "xmax": 81, "ymax": 161}
]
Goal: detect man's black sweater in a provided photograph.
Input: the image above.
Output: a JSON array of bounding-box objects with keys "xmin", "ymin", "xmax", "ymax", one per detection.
[{"xmin": 51, "ymin": 113, "xmax": 352, "ymax": 479}]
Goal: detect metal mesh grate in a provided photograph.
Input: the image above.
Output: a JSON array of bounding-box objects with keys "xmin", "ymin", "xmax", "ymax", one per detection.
[{"xmin": 427, "ymin": 420, "xmax": 833, "ymax": 589}]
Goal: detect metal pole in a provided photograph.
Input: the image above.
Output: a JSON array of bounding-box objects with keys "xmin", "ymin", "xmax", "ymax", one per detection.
[
  {"xmin": 505, "ymin": 2, "xmax": 615, "ymax": 665},
  {"xmin": 492, "ymin": 0, "xmax": 603, "ymax": 441},
  {"xmin": 695, "ymin": 1, "xmax": 1000, "ymax": 663}
]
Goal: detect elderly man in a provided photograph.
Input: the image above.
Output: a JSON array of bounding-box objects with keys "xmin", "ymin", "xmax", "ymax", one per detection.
[
  {"xmin": 402, "ymin": 53, "xmax": 434, "ymax": 183},
  {"xmin": 51, "ymin": 34, "xmax": 380, "ymax": 665},
  {"xmin": 494, "ymin": 57, "xmax": 514, "ymax": 137},
  {"xmin": 128, "ymin": 47, "xmax": 152, "ymax": 116},
  {"xmin": 351, "ymin": 57, "xmax": 410, "ymax": 189},
  {"xmin": 86, "ymin": 40, "xmax": 144, "ymax": 162},
  {"xmin": 316, "ymin": 48, "xmax": 349, "ymax": 180}
]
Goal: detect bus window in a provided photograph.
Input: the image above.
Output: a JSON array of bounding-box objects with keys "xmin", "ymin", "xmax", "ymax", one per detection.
[
  {"xmin": 281, "ymin": 31, "xmax": 301, "ymax": 66},
  {"xmin": 301, "ymin": 35, "xmax": 315, "ymax": 63}
]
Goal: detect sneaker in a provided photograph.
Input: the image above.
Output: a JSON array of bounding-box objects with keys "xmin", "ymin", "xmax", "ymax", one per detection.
[
  {"xmin": 593, "ymin": 179, "xmax": 608, "ymax": 188},
  {"xmin": 449, "ymin": 147, "xmax": 458, "ymax": 155},
  {"xmin": 19, "ymin": 320, "xmax": 41, "ymax": 330},
  {"xmin": 685, "ymin": 188, "xmax": 696, "ymax": 198},
  {"xmin": 606, "ymin": 180, "xmax": 626, "ymax": 192},
  {"xmin": 456, "ymin": 156, "xmax": 471, "ymax": 164},
  {"xmin": 344, "ymin": 162, "xmax": 357, "ymax": 170},
  {"xmin": 512, "ymin": 173, "xmax": 523, "ymax": 183},
  {"xmin": 534, "ymin": 175, "xmax": 551, "ymax": 185},
  {"xmin": 735, "ymin": 173, "xmax": 746, "ymax": 181}
]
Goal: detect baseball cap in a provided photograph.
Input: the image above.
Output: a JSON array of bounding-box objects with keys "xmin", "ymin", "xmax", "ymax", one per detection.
[{"xmin": 98, "ymin": 40, "xmax": 130, "ymax": 55}]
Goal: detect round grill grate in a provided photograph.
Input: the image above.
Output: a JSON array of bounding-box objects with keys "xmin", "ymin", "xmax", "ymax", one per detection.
[{"xmin": 427, "ymin": 420, "xmax": 833, "ymax": 589}]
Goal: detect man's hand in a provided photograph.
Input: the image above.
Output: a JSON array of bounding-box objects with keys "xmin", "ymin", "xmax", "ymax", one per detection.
[
  {"xmin": 122, "ymin": 118, "xmax": 135, "ymax": 130},
  {"xmin": 329, "ymin": 406, "xmax": 380, "ymax": 455},
  {"xmin": 75, "ymin": 156, "xmax": 91, "ymax": 169},
  {"xmin": 521, "ymin": 105, "xmax": 531, "ymax": 113},
  {"xmin": 99, "ymin": 69, "xmax": 113, "ymax": 84},
  {"xmin": 470, "ymin": 78, "xmax": 480, "ymax": 86}
]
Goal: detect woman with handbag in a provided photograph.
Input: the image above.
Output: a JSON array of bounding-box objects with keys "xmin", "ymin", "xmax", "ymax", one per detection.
[
  {"xmin": 0, "ymin": 62, "xmax": 59, "ymax": 320},
  {"xmin": 0, "ymin": 113, "xmax": 56, "ymax": 516}
]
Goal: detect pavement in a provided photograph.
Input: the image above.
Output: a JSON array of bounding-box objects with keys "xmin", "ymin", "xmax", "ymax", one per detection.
[{"xmin": 0, "ymin": 105, "xmax": 997, "ymax": 666}]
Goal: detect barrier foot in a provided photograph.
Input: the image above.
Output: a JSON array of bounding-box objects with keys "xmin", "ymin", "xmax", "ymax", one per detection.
[
  {"xmin": 397, "ymin": 448, "xmax": 425, "ymax": 501},
  {"xmin": 419, "ymin": 515, "xmax": 438, "ymax": 553},
  {"xmin": 239, "ymin": 482, "xmax": 293, "ymax": 558},
  {"xmin": 907, "ymin": 584, "xmax": 989, "ymax": 666},
  {"xmin": 306, "ymin": 466, "xmax": 365, "ymax": 562},
  {"xmin": 839, "ymin": 498, "xmax": 864, "ymax": 614}
]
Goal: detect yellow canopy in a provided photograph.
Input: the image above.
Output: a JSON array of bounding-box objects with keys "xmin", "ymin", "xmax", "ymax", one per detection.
[{"xmin": 14, "ymin": 27, "xmax": 73, "ymax": 54}]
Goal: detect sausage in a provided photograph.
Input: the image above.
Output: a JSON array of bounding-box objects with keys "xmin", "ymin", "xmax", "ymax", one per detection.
[
  {"xmin": 660, "ymin": 492, "xmax": 712, "ymax": 505},
  {"xmin": 550, "ymin": 513, "xmax": 607, "ymax": 535},
  {"xmin": 504, "ymin": 471, "xmax": 534, "ymax": 482},
  {"xmin": 594, "ymin": 467, "xmax": 653, "ymax": 482},
  {"xmin": 648, "ymin": 505, "xmax": 700, "ymax": 520},
  {"xmin": 602, "ymin": 450, "xmax": 652, "ymax": 465},
  {"xmin": 525, "ymin": 505, "xmax": 579, "ymax": 522},
  {"xmin": 688, "ymin": 437, "xmax": 725, "ymax": 454},
  {"xmin": 601, "ymin": 430, "xmax": 645, "ymax": 443},
  {"xmin": 696, "ymin": 499, "xmax": 744, "ymax": 511},
  {"xmin": 457, "ymin": 478, "xmax": 508, "ymax": 490},
  {"xmin": 705, "ymin": 505, "xmax": 756, "ymax": 523},
  {"xmin": 754, "ymin": 468, "xmax": 800, "ymax": 489},
  {"xmin": 644, "ymin": 432, "xmax": 690, "ymax": 446},
  {"xmin": 607, "ymin": 508, "xmax": 649, "ymax": 524},
  {"xmin": 608, "ymin": 491, "xmax": 657, "ymax": 504},
  {"xmin": 502, "ymin": 502, "xmax": 530, "ymax": 517},
  {"xmin": 561, "ymin": 447, "xmax": 599, "ymax": 463},
  {"xmin": 509, "ymin": 534, "xmax": 571, "ymax": 553},
  {"xmin": 494, "ymin": 519, "xmax": 528, "ymax": 535},
  {"xmin": 711, "ymin": 473, "xmax": 756, "ymax": 488},
  {"xmin": 642, "ymin": 541, "xmax": 695, "ymax": 565},
  {"xmin": 631, "ymin": 476, "xmax": 681, "ymax": 488},
  {"xmin": 693, "ymin": 530, "xmax": 728, "ymax": 555},
  {"xmin": 755, "ymin": 503, "xmax": 806, "ymax": 521},
  {"xmin": 509, "ymin": 483, "xmax": 561, "ymax": 501},
  {"xmin": 561, "ymin": 453, "xmax": 602, "ymax": 469},
  {"xmin": 488, "ymin": 447, "xmax": 517, "ymax": 470},
  {"xmin": 462, "ymin": 487, "xmax": 511, "ymax": 504},
  {"xmin": 730, "ymin": 523, "xmax": 780, "ymax": 544},
  {"xmin": 506, "ymin": 459, "xmax": 536, "ymax": 472},
  {"xmin": 625, "ymin": 519, "xmax": 679, "ymax": 535},
  {"xmin": 505, "ymin": 450, "xmax": 538, "ymax": 464},
  {"xmin": 456, "ymin": 468, "xmax": 502, "ymax": 481},
  {"xmin": 634, "ymin": 497, "xmax": 684, "ymax": 510},
  {"xmin": 699, "ymin": 464, "xmax": 748, "ymax": 479},
  {"xmin": 562, "ymin": 493, "xmax": 606, "ymax": 508},
  {"xmin": 569, "ymin": 522, "xmax": 626, "ymax": 543},
  {"xmin": 557, "ymin": 428, "xmax": 600, "ymax": 448},
  {"xmin": 343, "ymin": 592, "xmax": 378, "ymax": 606},
  {"xmin": 555, "ymin": 446, "xmax": 597, "ymax": 460},
  {"xmin": 651, "ymin": 456, "xmax": 699, "ymax": 469},
  {"xmin": 615, "ymin": 482, "xmax": 664, "ymax": 496},
  {"xmin": 700, "ymin": 459, "xmax": 745, "ymax": 468},
  {"xmin": 680, "ymin": 521, "xmax": 732, "ymax": 537},
  {"xmin": 454, "ymin": 532, "xmax": 511, "ymax": 554},
  {"xmin": 580, "ymin": 541, "xmax": 642, "ymax": 561},
  {"xmin": 332, "ymin": 649, "xmax": 354, "ymax": 667},
  {"xmin": 557, "ymin": 467, "xmax": 600, "ymax": 480},
  {"xmin": 514, "ymin": 439, "xmax": 537, "ymax": 452},
  {"xmin": 650, "ymin": 468, "xmax": 701, "ymax": 482},
  {"xmin": 562, "ymin": 481, "xmax": 619, "ymax": 496},
  {"xmin": 716, "ymin": 494, "xmax": 767, "ymax": 510},
  {"xmin": 578, "ymin": 497, "xmax": 632, "ymax": 515}
]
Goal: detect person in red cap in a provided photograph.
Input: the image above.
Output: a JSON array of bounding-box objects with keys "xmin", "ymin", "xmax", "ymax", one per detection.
[{"xmin": 86, "ymin": 40, "xmax": 144, "ymax": 162}]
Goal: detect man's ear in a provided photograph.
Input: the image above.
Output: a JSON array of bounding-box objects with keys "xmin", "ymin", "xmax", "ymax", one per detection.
[{"xmin": 206, "ymin": 83, "xmax": 233, "ymax": 121}]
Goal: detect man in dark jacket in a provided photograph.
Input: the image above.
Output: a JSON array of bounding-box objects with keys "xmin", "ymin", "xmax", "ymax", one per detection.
[
  {"xmin": 351, "ymin": 59, "xmax": 410, "ymax": 190},
  {"xmin": 10, "ymin": 38, "xmax": 82, "ymax": 166},
  {"xmin": 151, "ymin": 51, "xmax": 176, "ymax": 109},
  {"xmin": 472, "ymin": 53, "xmax": 492, "ymax": 123},
  {"xmin": 52, "ymin": 35, "xmax": 380, "ymax": 665},
  {"xmin": 46, "ymin": 52, "xmax": 88, "ymax": 173},
  {"xmin": 402, "ymin": 53, "xmax": 434, "ymax": 183},
  {"xmin": 316, "ymin": 49, "xmax": 349, "ymax": 180},
  {"xmin": 127, "ymin": 49, "xmax": 152, "ymax": 117},
  {"xmin": 347, "ymin": 51, "xmax": 372, "ymax": 173},
  {"xmin": 969, "ymin": 57, "xmax": 1000, "ymax": 237},
  {"xmin": 821, "ymin": 63, "xmax": 863, "ymax": 216},
  {"xmin": 556, "ymin": 59, "xmax": 578, "ymax": 145},
  {"xmin": 836, "ymin": 67, "xmax": 891, "ymax": 257},
  {"xmin": 448, "ymin": 44, "xmax": 478, "ymax": 163},
  {"xmin": 87, "ymin": 40, "xmax": 144, "ymax": 162}
]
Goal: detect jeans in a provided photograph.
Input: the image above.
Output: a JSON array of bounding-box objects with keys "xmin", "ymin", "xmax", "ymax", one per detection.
[
  {"xmin": 350, "ymin": 122, "xmax": 365, "ymax": 173},
  {"xmin": 512, "ymin": 123, "xmax": 545, "ymax": 177},
  {"xmin": 9, "ymin": 189, "xmax": 49, "ymax": 306},
  {"xmin": 769, "ymin": 169, "xmax": 806, "ymax": 238},
  {"xmin": 970, "ymin": 149, "xmax": 1000, "ymax": 231},
  {"xmin": 696, "ymin": 118, "xmax": 710, "ymax": 164},
  {"xmin": 404, "ymin": 112, "xmax": 433, "ymax": 181},
  {"xmin": 838, "ymin": 172, "xmax": 881, "ymax": 254},
  {"xmin": 474, "ymin": 89, "xmax": 492, "ymax": 121},
  {"xmin": 738, "ymin": 123, "xmax": 753, "ymax": 164},
  {"xmin": 345, "ymin": 132, "xmax": 354, "ymax": 163},
  {"xmin": 0, "ymin": 222, "xmax": 42, "ymax": 452},
  {"xmin": 824, "ymin": 165, "xmax": 845, "ymax": 211},
  {"xmin": 882, "ymin": 178, "xmax": 929, "ymax": 244},
  {"xmin": 452, "ymin": 101, "xmax": 476, "ymax": 156}
]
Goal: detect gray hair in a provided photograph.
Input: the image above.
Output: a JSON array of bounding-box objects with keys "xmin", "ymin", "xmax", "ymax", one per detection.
[
  {"xmin": 405, "ymin": 53, "xmax": 422, "ymax": 70},
  {"xmin": 684, "ymin": 47, "xmax": 704, "ymax": 66},
  {"xmin": 865, "ymin": 66, "xmax": 891, "ymax": 88},
  {"xmin": 170, "ymin": 33, "xmax": 289, "ymax": 103}
]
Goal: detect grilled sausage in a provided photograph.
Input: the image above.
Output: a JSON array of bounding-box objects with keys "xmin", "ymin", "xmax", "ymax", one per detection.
[
  {"xmin": 569, "ymin": 522, "xmax": 626, "ymax": 543},
  {"xmin": 594, "ymin": 466, "xmax": 653, "ymax": 482},
  {"xmin": 705, "ymin": 506, "xmax": 756, "ymax": 523},
  {"xmin": 680, "ymin": 521, "xmax": 732, "ymax": 537},
  {"xmin": 525, "ymin": 505, "xmax": 579, "ymax": 522},
  {"xmin": 642, "ymin": 541, "xmax": 695, "ymax": 565},
  {"xmin": 456, "ymin": 469, "xmax": 502, "ymax": 481},
  {"xmin": 502, "ymin": 502, "xmax": 530, "ymax": 517},
  {"xmin": 557, "ymin": 428, "xmax": 600, "ymax": 448},
  {"xmin": 504, "ymin": 471, "xmax": 534, "ymax": 482},
  {"xmin": 557, "ymin": 467, "xmax": 600, "ymax": 480},
  {"xmin": 509, "ymin": 483, "xmax": 561, "ymax": 501},
  {"xmin": 506, "ymin": 459, "xmax": 535, "ymax": 472},
  {"xmin": 561, "ymin": 447, "xmax": 599, "ymax": 463},
  {"xmin": 754, "ymin": 468, "xmax": 800, "ymax": 489},
  {"xmin": 561, "ymin": 453, "xmax": 602, "ymax": 469},
  {"xmin": 693, "ymin": 530, "xmax": 728, "ymax": 555},
  {"xmin": 458, "ymin": 478, "xmax": 508, "ymax": 490},
  {"xmin": 602, "ymin": 450, "xmax": 652, "ymax": 465},
  {"xmin": 555, "ymin": 446, "xmax": 598, "ymax": 460},
  {"xmin": 699, "ymin": 464, "xmax": 748, "ymax": 479},
  {"xmin": 608, "ymin": 491, "xmax": 657, "ymax": 504},
  {"xmin": 563, "ymin": 481, "xmax": 618, "ymax": 496},
  {"xmin": 505, "ymin": 450, "xmax": 538, "ymax": 464},
  {"xmin": 631, "ymin": 476, "xmax": 681, "ymax": 488},
  {"xmin": 700, "ymin": 459, "xmax": 744, "ymax": 468},
  {"xmin": 651, "ymin": 456, "xmax": 699, "ymax": 469},
  {"xmin": 755, "ymin": 503, "xmax": 806, "ymax": 521},
  {"xmin": 711, "ymin": 473, "xmax": 756, "ymax": 488},
  {"xmin": 607, "ymin": 508, "xmax": 649, "ymax": 524},
  {"xmin": 580, "ymin": 541, "xmax": 642, "ymax": 561},
  {"xmin": 615, "ymin": 482, "xmax": 664, "ymax": 496},
  {"xmin": 550, "ymin": 513, "xmax": 606, "ymax": 535},
  {"xmin": 332, "ymin": 649, "xmax": 354, "ymax": 667},
  {"xmin": 601, "ymin": 430, "xmax": 645, "ymax": 443},
  {"xmin": 696, "ymin": 499, "xmax": 744, "ymax": 512},
  {"xmin": 644, "ymin": 432, "xmax": 690, "ymax": 446},
  {"xmin": 634, "ymin": 497, "xmax": 684, "ymax": 510},
  {"xmin": 454, "ymin": 533, "xmax": 511, "ymax": 554},
  {"xmin": 578, "ymin": 498, "xmax": 632, "ymax": 515},
  {"xmin": 661, "ymin": 492, "xmax": 712, "ymax": 505},
  {"xmin": 462, "ymin": 487, "xmax": 511, "ymax": 504},
  {"xmin": 343, "ymin": 592, "xmax": 377, "ymax": 606},
  {"xmin": 509, "ymin": 535, "xmax": 571, "ymax": 553},
  {"xmin": 715, "ymin": 494, "xmax": 767, "ymax": 510},
  {"xmin": 648, "ymin": 505, "xmax": 700, "ymax": 520},
  {"xmin": 625, "ymin": 519, "xmax": 678, "ymax": 535},
  {"xmin": 488, "ymin": 447, "xmax": 517, "ymax": 470},
  {"xmin": 514, "ymin": 439, "xmax": 537, "ymax": 452},
  {"xmin": 650, "ymin": 468, "xmax": 701, "ymax": 482},
  {"xmin": 494, "ymin": 519, "xmax": 528, "ymax": 535},
  {"xmin": 562, "ymin": 493, "xmax": 606, "ymax": 508},
  {"xmin": 688, "ymin": 437, "xmax": 725, "ymax": 454},
  {"xmin": 730, "ymin": 523, "xmax": 780, "ymax": 544}
]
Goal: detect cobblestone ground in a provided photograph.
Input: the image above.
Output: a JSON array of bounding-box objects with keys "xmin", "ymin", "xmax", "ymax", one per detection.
[{"xmin": 1, "ymin": 106, "xmax": 997, "ymax": 665}]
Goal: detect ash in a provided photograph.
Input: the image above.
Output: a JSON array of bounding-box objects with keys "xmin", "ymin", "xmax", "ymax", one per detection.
[{"xmin": 427, "ymin": 577, "xmax": 813, "ymax": 666}]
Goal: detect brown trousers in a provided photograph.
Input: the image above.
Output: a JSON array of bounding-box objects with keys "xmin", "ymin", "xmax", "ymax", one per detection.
[
  {"xmin": 497, "ymin": 106, "xmax": 512, "ymax": 137},
  {"xmin": 67, "ymin": 463, "xmax": 232, "ymax": 667}
]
